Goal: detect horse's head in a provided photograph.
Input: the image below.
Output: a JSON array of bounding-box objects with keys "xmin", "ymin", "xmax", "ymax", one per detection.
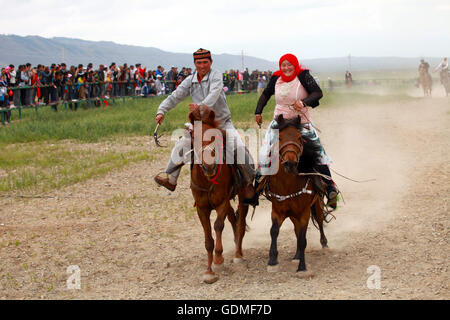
[
  {"xmin": 275, "ymin": 114, "xmax": 304, "ymax": 175},
  {"xmin": 189, "ymin": 105, "xmax": 224, "ymax": 178}
]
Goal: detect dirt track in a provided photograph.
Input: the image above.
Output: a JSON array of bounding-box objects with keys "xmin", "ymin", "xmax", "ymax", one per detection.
[{"xmin": 0, "ymin": 91, "xmax": 448, "ymax": 299}]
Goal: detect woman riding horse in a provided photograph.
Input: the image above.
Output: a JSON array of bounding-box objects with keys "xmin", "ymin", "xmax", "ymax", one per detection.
[
  {"xmin": 252, "ymin": 53, "xmax": 338, "ymax": 209},
  {"xmin": 264, "ymin": 114, "xmax": 328, "ymax": 273}
]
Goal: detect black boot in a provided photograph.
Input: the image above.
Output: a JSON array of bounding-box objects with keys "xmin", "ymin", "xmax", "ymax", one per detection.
[
  {"xmin": 317, "ymin": 165, "xmax": 338, "ymax": 210},
  {"xmin": 243, "ymin": 179, "xmax": 260, "ymax": 207}
]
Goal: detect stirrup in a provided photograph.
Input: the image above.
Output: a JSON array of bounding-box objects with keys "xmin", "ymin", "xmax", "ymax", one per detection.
[{"xmin": 325, "ymin": 190, "xmax": 340, "ymax": 216}]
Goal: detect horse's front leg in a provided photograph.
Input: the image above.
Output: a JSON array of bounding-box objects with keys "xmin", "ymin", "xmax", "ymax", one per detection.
[
  {"xmin": 267, "ymin": 210, "xmax": 285, "ymax": 272},
  {"xmin": 196, "ymin": 205, "xmax": 218, "ymax": 284},
  {"xmin": 296, "ymin": 208, "xmax": 311, "ymax": 272},
  {"xmin": 213, "ymin": 201, "xmax": 231, "ymax": 269},
  {"xmin": 234, "ymin": 196, "xmax": 249, "ymax": 263}
]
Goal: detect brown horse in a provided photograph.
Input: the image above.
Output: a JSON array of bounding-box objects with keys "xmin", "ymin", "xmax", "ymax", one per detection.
[
  {"xmin": 439, "ymin": 70, "xmax": 450, "ymax": 97},
  {"xmin": 188, "ymin": 106, "xmax": 249, "ymax": 284},
  {"xmin": 262, "ymin": 114, "xmax": 328, "ymax": 275},
  {"xmin": 419, "ymin": 64, "xmax": 432, "ymax": 97}
]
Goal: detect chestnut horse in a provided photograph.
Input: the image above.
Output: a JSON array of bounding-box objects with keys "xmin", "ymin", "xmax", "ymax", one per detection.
[
  {"xmin": 419, "ymin": 64, "xmax": 432, "ymax": 97},
  {"xmin": 262, "ymin": 114, "xmax": 328, "ymax": 274},
  {"xmin": 188, "ymin": 106, "xmax": 249, "ymax": 284}
]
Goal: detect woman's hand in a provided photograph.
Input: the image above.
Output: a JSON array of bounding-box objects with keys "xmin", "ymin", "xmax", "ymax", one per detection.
[
  {"xmin": 293, "ymin": 100, "xmax": 305, "ymax": 111},
  {"xmin": 255, "ymin": 114, "xmax": 263, "ymax": 126}
]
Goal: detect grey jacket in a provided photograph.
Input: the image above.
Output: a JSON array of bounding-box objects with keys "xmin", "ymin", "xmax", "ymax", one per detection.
[{"xmin": 156, "ymin": 68, "xmax": 231, "ymax": 124}]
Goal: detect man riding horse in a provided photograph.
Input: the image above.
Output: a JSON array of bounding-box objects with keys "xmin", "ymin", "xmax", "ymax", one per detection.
[
  {"xmin": 154, "ymin": 48, "xmax": 257, "ymax": 205},
  {"xmin": 434, "ymin": 57, "xmax": 449, "ymax": 96},
  {"xmin": 417, "ymin": 58, "xmax": 432, "ymax": 96}
]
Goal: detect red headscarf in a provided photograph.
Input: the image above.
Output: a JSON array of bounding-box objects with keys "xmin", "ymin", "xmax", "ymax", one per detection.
[{"xmin": 273, "ymin": 53, "xmax": 306, "ymax": 82}]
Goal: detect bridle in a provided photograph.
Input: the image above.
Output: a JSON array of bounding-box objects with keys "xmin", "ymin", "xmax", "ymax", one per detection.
[
  {"xmin": 279, "ymin": 140, "xmax": 303, "ymax": 165},
  {"xmin": 192, "ymin": 134, "xmax": 224, "ymax": 184}
]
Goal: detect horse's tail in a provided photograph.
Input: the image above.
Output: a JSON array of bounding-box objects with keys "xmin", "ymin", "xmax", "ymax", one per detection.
[{"xmin": 310, "ymin": 204, "xmax": 320, "ymax": 230}]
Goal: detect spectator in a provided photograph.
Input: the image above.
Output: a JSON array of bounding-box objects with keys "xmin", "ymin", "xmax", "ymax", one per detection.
[
  {"xmin": 30, "ymin": 67, "xmax": 39, "ymax": 105},
  {"xmin": 243, "ymin": 68, "xmax": 250, "ymax": 91},
  {"xmin": 8, "ymin": 64, "xmax": 18, "ymax": 107},
  {"xmin": 166, "ymin": 66, "xmax": 177, "ymax": 93},
  {"xmin": 155, "ymin": 74, "xmax": 163, "ymax": 96},
  {"xmin": 156, "ymin": 65, "xmax": 164, "ymax": 77},
  {"xmin": 345, "ymin": 70, "xmax": 353, "ymax": 88},
  {"xmin": 257, "ymin": 74, "xmax": 265, "ymax": 96},
  {"xmin": 223, "ymin": 70, "xmax": 230, "ymax": 91},
  {"xmin": 0, "ymin": 74, "xmax": 11, "ymax": 123}
]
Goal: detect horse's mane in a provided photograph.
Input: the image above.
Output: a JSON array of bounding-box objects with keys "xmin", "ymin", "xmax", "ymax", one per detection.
[
  {"xmin": 188, "ymin": 105, "xmax": 219, "ymax": 128},
  {"xmin": 274, "ymin": 114, "xmax": 321, "ymax": 172},
  {"xmin": 272, "ymin": 114, "xmax": 303, "ymax": 131},
  {"xmin": 188, "ymin": 105, "xmax": 228, "ymax": 162}
]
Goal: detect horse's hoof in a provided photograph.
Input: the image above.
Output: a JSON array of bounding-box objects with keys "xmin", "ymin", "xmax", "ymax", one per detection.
[
  {"xmin": 267, "ymin": 264, "xmax": 280, "ymax": 273},
  {"xmin": 212, "ymin": 263, "xmax": 224, "ymax": 273},
  {"xmin": 295, "ymin": 270, "xmax": 315, "ymax": 279},
  {"xmin": 233, "ymin": 257, "xmax": 244, "ymax": 264},
  {"xmin": 202, "ymin": 273, "xmax": 219, "ymax": 284}
]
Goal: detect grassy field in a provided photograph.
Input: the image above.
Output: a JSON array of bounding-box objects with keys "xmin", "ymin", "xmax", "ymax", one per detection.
[{"xmin": 0, "ymin": 90, "xmax": 419, "ymax": 193}]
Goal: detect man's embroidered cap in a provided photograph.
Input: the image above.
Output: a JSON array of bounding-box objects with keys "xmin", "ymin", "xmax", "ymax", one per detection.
[{"xmin": 193, "ymin": 48, "xmax": 212, "ymax": 61}]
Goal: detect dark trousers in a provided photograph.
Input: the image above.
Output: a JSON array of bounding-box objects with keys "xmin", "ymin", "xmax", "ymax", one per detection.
[
  {"xmin": 317, "ymin": 165, "xmax": 335, "ymax": 193},
  {"xmin": 20, "ymin": 87, "xmax": 27, "ymax": 106},
  {"xmin": 1, "ymin": 100, "xmax": 11, "ymax": 122}
]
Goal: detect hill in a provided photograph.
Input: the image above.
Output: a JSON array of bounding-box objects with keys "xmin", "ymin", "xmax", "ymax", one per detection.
[{"xmin": 0, "ymin": 34, "xmax": 443, "ymax": 73}]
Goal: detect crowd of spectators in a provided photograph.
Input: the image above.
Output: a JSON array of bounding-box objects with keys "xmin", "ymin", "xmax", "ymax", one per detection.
[
  {"xmin": 222, "ymin": 68, "xmax": 272, "ymax": 94},
  {"xmin": 1, "ymin": 62, "xmax": 272, "ymax": 123}
]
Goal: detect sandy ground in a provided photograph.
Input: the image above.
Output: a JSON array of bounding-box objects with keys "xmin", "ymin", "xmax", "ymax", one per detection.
[{"xmin": 0, "ymin": 93, "xmax": 448, "ymax": 300}]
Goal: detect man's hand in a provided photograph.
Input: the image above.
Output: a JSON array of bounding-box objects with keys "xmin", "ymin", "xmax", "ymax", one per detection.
[
  {"xmin": 155, "ymin": 114, "xmax": 164, "ymax": 124},
  {"xmin": 255, "ymin": 114, "xmax": 263, "ymax": 127},
  {"xmin": 293, "ymin": 100, "xmax": 305, "ymax": 111}
]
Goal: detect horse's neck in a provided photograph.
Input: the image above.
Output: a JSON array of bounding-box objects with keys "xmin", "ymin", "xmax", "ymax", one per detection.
[
  {"xmin": 191, "ymin": 163, "xmax": 231, "ymax": 187},
  {"xmin": 191, "ymin": 165, "xmax": 209, "ymax": 186}
]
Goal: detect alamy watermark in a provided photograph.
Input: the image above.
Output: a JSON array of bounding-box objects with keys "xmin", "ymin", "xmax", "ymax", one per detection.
[
  {"xmin": 366, "ymin": 265, "xmax": 381, "ymax": 290},
  {"xmin": 66, "ymin": 265, "xmax": 81, "ymax": 290}
]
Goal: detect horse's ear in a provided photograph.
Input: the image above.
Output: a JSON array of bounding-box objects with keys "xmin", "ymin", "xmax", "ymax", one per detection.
[
  {"xmin": 188, "ymin": 111, "xmax": 195, "ymax": 125},
  {"xmin": 188, "ymin": 108, "xmax": 200, "ymax": 124},
  {"xmin": 203, "ymin": 108, "xmax": 216, "ymax": 126},
  {"xmin": 208, "ymin": 109, "xmax": 216, "ymax": 123}
]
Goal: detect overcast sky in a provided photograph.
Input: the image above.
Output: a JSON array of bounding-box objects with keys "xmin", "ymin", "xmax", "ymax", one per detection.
[{"xmin": 2, "ymin": 0, "xmax": 449, "ymax": 61}]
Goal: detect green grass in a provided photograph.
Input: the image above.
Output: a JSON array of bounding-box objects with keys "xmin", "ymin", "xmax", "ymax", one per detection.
[{"xmin": 0, "ymin": 141, "xmax": 154, "ymax": 192}]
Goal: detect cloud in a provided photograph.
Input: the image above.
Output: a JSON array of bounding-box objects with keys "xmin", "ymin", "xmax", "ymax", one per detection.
[{"xmin": 1, "ymin": 0, "xmax": 449, "ymax": 60}]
